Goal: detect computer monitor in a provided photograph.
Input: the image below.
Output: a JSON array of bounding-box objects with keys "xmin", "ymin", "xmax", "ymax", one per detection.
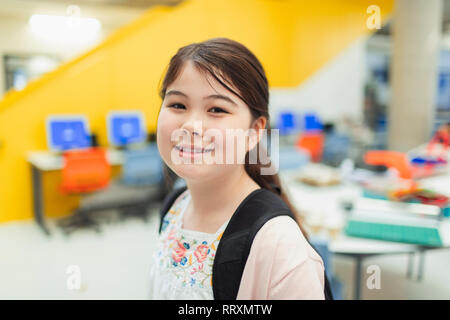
[
  {"xmin": 303, "ymin": 113, "xmax": 323, "ymax": 132},
  {"xmin": 277, "ymin": 111, "xmax": 297, "ymax": 135},
  {"xmin": 107, "ymin": 111, "xmax": 146, "ymax": 147},
  {"xmin": 46, "ymin": 115, "xmax": 91, "ymax": 152}
]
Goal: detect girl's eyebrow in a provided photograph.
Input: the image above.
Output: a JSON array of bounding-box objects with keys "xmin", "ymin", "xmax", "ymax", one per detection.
[{"xmin": 166, "ymin": 90, "xmax": 237, "ymax": 107}]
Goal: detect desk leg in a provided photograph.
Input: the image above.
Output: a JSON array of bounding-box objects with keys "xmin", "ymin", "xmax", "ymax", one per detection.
[
  {"xmin": 417, "ymin": 249, "xmax": 425, "ymax": 282},
  {"xmin": 407, "ymin": 252, "xmax": 414, "ymax": 279},
  {"xmin": 354, "ymin": 256, "xmax": 363, "ymax": 300},
  {"xmin": 31, "ymin": 165, "xmax": 51, "ymax": 236}
]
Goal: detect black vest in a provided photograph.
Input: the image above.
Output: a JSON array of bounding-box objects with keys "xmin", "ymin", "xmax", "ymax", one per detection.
[{"xmin": 158, "ymin": 185, "xmax": 333, "ymax": 300}]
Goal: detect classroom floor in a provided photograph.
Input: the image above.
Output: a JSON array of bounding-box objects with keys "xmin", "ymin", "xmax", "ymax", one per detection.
[{"xmin": 1, "ymin": 206, "xmax": 449, "ymax": 299}]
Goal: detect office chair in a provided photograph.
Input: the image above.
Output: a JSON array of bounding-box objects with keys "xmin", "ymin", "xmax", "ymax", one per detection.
[
  {"xmin": 117, "ymin": 143, "xmax": 165, "ymax": 222},
  {"xmin": 121, "ymin": 143, "xmax": 163, "ymax": 187},
  {"xmin": 278, "ymin": 146, "xmax": 310, "ymax": 170},
  {"xmin": 295, "ymin": 113, "xmax": 325, "ymax": 163},
  {"xmin": 322, "ymin": 126, "xmax": 351, "ymax": 167},
  {"xmin": 296, "ymin": 133, "xmax": 324, "ymax": 163},
  {"xmin": 57, "ymin": 147, "xmax": 111, "ymax": 236}
]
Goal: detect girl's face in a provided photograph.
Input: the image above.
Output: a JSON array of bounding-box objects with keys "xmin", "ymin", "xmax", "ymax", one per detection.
[{"xmin": 157, "ymin": 60, "xmax": 264, "ymax": 182}]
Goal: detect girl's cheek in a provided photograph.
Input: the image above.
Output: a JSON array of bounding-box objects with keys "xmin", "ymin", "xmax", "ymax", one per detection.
[
  {"xmin": 158, "ymin": 111, "xmax": 177, "ymax": 137},
  {"xmin": 157, "ymin": 113, "xmax": 178, "ymax": 159}
]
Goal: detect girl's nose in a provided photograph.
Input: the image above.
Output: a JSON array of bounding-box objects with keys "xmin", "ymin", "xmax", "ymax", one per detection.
[
  {"xmin": 180, "ymin": 127, "xmax": 201, "ymax": 138},
  {"xmin": 180, "ymin": 119, "xmax": 203, "ymax": 138}
]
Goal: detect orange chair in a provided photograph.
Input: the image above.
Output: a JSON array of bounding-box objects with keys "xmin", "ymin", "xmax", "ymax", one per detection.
[
  {"xmin": 58, "ymin": 148, "xmax": 111, "ymax": 235},
  {"xmin": 296, "ymin": 132, "xmax": 324, "ymax": 162},
  {"xmin": 61, "ymin": 148, "xmax": 110, "ymax": 194}
]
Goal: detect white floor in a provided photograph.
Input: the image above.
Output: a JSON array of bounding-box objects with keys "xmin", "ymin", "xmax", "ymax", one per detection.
[
  {"xmin": 334, "ymin": 249, "xmax": 450, "ymax": 299},
  {"xmin": 1, "ymin": 206, "xmax": 449, "ymax": 299},
  {"xmin": 0, "ymin": 208, "xmax": 161, "ymax": 300}
]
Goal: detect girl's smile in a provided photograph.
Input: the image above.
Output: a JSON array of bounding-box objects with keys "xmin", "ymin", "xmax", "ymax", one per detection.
[{"xmin": 174, "ymin": 144, "xmax": 214, "ymax": 159}]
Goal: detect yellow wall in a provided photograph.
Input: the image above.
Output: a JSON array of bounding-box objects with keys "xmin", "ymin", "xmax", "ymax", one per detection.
[{"xmin": 0, "ymin": 0, "xmax": 393, "ymax": 223}]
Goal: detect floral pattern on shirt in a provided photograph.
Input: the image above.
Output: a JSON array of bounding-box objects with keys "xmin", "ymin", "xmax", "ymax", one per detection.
[{"xmin": 155, "ymin": 193, "xmax": 226, "ymax": 289}]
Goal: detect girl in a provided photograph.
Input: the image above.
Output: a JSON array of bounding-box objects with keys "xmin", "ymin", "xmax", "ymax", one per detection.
[{"xmin": 149, "ymin": 37, "xmax": 325, "ymax": 299}]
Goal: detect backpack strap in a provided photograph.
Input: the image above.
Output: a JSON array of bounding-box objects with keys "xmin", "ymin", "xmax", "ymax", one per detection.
[
  {"xmin": 212, "ymin": 188, "xmax": 292, "ymax": 299},
  {"xmin": 212, "ymin": 188, "xmax": 334, "ymax": 300},
  {"xmin": 158, "ymin": 185, "xmax": 188, "ymax": 234},
  {"xmin": 158, "ymin": 185, "xmax": 333, "ymax": 300}
]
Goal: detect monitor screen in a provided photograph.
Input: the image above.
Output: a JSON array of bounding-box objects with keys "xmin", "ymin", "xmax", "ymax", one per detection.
[
  {"xmin": 107, "ymin": 111, "xmax": 146, "ymax": 147},
  {"xmin": 278, "ymin": 111, "xmax": 297, "ymax": 135},
  {"xmin": 303, "ymin": 113, "xmax": 323, "ymax": 131},
  {"xmin": 46, "ymin": 115, "xmax": 91, "ymax": 152}
]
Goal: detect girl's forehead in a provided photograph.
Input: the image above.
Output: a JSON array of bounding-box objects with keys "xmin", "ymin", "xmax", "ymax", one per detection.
[
  {"xmin": 173, "ymin": 61, "xmax": 212, "ymax": 85},
  {"xmin": 167, "ymin": 61, "xmax": 240, "ymax": 100}
]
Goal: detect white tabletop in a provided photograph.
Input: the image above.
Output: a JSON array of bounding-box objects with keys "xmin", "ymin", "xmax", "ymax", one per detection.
[
  {"xmin": 329, "ymin": 235, "xmax": 418, "ymax": 255},
  {"xmin": 27, "ymin": 149, "xmax": 124, "ymax": 171},
  {"xmin": 279, "ymin": 168, "xmax": 450, "ymax": 255}
]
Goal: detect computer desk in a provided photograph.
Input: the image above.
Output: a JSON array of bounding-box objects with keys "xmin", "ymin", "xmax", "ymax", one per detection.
[
  {"xmin": 27, "ymin": 149, "xmax": 124, "ymax": 236},
  {"xmin": 279, "ymin": 169, "xmax": 450, "ymax": 300}
]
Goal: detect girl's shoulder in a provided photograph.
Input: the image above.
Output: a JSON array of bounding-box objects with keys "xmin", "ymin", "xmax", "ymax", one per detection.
[{"xmin": 253, "ymin": 215, "xmax": 324, "ymax": 266}]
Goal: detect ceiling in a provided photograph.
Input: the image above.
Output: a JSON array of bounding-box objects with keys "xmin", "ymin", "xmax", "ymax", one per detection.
[
  {"xmin": 19, "ymin": 0, "xmax": 182, "ymax": 8},
  {"xmin": 5, "ymin": 0, "xmax": 450, "ymax": 37},
  {"xmin": 0, "ymin": 0, "xmax": 183, "ymax": 27}
]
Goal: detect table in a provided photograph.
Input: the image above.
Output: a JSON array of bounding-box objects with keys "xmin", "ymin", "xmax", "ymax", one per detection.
[
  {"xmin": 279, "ymin": 169, "xmax": 450, "ymax": 300},
  {"xmin": 27, "ymin": 149, "xmax": 124, "ymax": 236}
]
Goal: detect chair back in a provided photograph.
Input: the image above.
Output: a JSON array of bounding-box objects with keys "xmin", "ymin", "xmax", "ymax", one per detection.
[
  {"xmin": 296, "ymin": 132, "xmax": 324, "ymax": 162},
  {"xmin": 121, "ymin": 143, "xmax": 163, "ymax": 186},
  {"xmin": 61, "ymin": 148, "xmax": 111, "ymax": 194},
  {"xmin": 279, "ymin": 146, "xmax": 310, "ymax": 170}
]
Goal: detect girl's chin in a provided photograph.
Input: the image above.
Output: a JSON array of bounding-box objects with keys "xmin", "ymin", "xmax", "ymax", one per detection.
[
  {"xmin": 169, "ymin": 152, "xmax": 220, "ymax": 167},
  {"xmin": 172, "ymin": 165, "xmax": 215, "ymax": 180}
]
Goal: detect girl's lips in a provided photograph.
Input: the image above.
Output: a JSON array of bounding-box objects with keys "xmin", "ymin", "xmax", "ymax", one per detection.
[
  {"xmin": 174, "ymin": 145, "xmax": 214, "ymax": 158},
  {"xmin": 174, "ymin": 145, "xmax": 214, "ymax": 153}
]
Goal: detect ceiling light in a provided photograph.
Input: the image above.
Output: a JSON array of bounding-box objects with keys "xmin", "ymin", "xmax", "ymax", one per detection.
[{"xmin": 29, "ymin": 13, "xmax": 102, "ymax": 45}]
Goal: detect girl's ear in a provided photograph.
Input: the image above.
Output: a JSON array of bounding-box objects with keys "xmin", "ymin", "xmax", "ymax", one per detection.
[{"xmin": 248, "ymin": 116, "xmax": 267, "ymax": 151}]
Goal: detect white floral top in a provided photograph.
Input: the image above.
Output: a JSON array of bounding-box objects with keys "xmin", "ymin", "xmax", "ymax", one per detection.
[{"xmin": 148, "ymin": 191, "xmax": 230, "ymax": 299}]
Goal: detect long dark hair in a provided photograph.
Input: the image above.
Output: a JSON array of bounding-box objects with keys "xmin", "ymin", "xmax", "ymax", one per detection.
[{"xmin": 158, "ymin": 37, "xmax": 308, "ymax": 239}]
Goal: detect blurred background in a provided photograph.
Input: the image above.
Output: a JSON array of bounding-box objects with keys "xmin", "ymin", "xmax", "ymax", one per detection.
[{"xmin": 0, "ymin": 0, "xmax": 450, "ymax": 299}]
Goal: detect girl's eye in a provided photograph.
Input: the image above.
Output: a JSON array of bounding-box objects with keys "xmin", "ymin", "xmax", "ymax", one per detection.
[
  {"xmin": 168, "ymin": 103, "xmax": 228, "ymax": 114},
  {"xmin": 209, "ymin": 107, "xmax": 228, "ymax": 114},
  {"xmin": 168, "ymin": 103, "xmax": 186, "ymax": 110}
]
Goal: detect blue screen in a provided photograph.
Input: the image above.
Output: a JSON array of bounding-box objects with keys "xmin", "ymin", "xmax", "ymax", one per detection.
[
  {"xmin": 278, "ymin": 112, "xmax": 297, "ymax": 135},
  {"xmin": 304, "ymin": 113, "xmax": 323, "ymax": 131},
  {"xmin": 109, "ymin": 114, "xmax": 145, "ymax": 146},
  {"xmin": 48, "ymin": 118, "xmax": 91, "ymax": 151}
]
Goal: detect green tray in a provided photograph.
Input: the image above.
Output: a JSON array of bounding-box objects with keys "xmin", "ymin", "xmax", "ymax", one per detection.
[{"xmin": 345, "ymin": 220, "xmax": 443, "ymax": 247}]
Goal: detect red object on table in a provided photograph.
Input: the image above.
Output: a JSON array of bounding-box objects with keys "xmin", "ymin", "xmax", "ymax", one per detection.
[{"xmin": 364, "ymin": 150, "xmax": 413, "ymax": 180}]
